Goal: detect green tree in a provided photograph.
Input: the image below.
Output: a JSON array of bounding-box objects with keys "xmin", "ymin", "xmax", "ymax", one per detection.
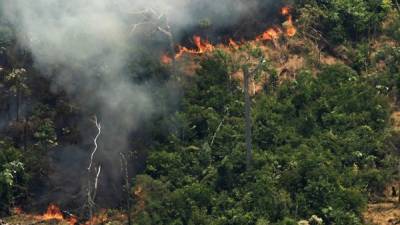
[
  {"xmin": 5, "ymin": 68, "xmax": 30, "ymax": 122},
  {"xmin": 0, "ymin": 140, "xmax": 28, "ymax": 215}
]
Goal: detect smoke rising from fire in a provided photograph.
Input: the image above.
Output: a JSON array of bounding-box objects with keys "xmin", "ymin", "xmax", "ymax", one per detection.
[{"xmin": 1, "ymin": 0, "xmax": 280, "ymax": 208}]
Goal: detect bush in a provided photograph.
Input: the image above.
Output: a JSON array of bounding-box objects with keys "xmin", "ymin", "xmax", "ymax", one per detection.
[{"xmin": 0, "ymin": 140, "xmax": 28, "ymax": 215}]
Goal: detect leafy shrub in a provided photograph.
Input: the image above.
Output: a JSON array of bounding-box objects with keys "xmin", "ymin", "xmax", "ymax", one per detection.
[{"xmin": 0, "ymin": 140, "xmax": 28, "ymax": 215}]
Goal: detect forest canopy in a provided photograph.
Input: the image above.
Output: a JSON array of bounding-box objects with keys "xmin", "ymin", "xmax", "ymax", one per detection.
[{"xmin": 0, "ymin": 0, "xmax": 400, "ymax": 225}]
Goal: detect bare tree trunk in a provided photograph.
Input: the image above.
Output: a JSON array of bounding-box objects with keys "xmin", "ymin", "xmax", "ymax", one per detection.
[
  {"xmin": 120, "ymin": 153, "xmax": 132, "ymax": 225},
  {"xmin": 23, "ymin": 118, "xmax": 27, "ymax": 151},
  {"xmin": 158, "ymin": 23, "xmax": 178, "ymax": 80},
  {"xmin": 87, "ymin": 116, "xmax": 102, "ymax": 219},
  {"xmin": 16, "ymin": 85, "xmax": 20, "ymax": 122},
  {"xmin": 210, "ymin": 108, "xmax": 229, "ymax": 147},
  {"xmin": 398, "ymin": 162, "xmax": 400, "ymax": 203},
  {"xmin": 243, "ymin": 67, "xmax": 252, "ymax": 170}
]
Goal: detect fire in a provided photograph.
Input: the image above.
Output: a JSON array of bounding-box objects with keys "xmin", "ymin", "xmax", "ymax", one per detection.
[
  {"xmin": 280, "ymin": 6, "xmax": 297, "ymax": 37},
  {"xmin": 283, "ymin": 15, "xmax": 297, "ymax": 37},
  {"xmin": 228, "ymin": 38, "xmax": 239, "ymax": 48},
  {"xmin": 163, "ymin": 6, "xmax": 297, "ymax": 61},
  {"xmin": 193, "ymin": 35, "xmax": 214, "ymax": 53},
  {"xmin": 161, "ymin": 54, "xmax": 173, "ymax": 64},
  {"xmin": 12, "ymin": 207, "xmax": 23, "ymax": 215},
  {"xmin": 281, "ymin": 6, "xmax": 290, "ymax": 16},
  {"xmin": 85, "ymin": 210, "xmax": 108, "ymax": 225},
  {"xmin": 34, "ymin": 204, "xmax": 64, "ymax": 221},
  {"xmin": 256, "ymin": 27, "xmax": 282, "ymax": 41},
  {"xmin": 34, "ymin": 204, "xmax": 78, "ymax": 225},
  {"xmin": 175, "ymin": 35, "xmax": 215, "ymax": 59}
]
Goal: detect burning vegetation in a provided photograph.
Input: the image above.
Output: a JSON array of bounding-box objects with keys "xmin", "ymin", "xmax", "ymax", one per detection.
[
  {"xmin": 34, "ymin": 205, "xmax": 79, "ymax": 225},
  {"xmin": 162, "ymin": 6, "xmax": 297, "ymax": 63},
  {"xmin": 7, "ymin": 204, "xmax": 127, "ymax": 225}
]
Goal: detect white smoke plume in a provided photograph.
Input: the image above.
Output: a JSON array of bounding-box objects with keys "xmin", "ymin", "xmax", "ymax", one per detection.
[
  {"xmin": 2, "ymin": 0, "xmax": 267, "ymax": 133},
  {"xmin": 1, "ymin": 0, "xmax": 277, "ymax": 207}
]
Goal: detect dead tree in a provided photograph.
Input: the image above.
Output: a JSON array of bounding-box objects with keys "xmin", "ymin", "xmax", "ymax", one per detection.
[
  {"xmin": 210, "ymin": 108, "xmax": 230, "ymax": 147},
  {"xmin": 157, "ymin": 23, "xmax": 179, "ymax": 78},
  {"xmin": 242, "ymin": 57, "xmax": 266, "ymax": 170},
  {"xmin": 86, "ymin": 116, "xmax": 102, "ymax": 219},
  {"xmin": 243, "ymin": 66, "xmax": 252, "ymax": 169},
  {"xmin": 128, "ymin": 8, "xmax": 176, "ymax": 57},
  {"xmin": 398, "ymin": 162, "xmax": 400, "ymax": 203},
  {"xmin": 120, "ymin": 153, "xmax": 132, "ymax": 225},
  {"xmin": 128, "ymin": 8, "xmax": 178, "ymax": 79}
]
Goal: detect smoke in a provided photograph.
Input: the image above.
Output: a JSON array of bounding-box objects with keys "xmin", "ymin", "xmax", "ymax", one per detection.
[{"xmin": 1, "ymin": 0, "xmax": 278, "ymax": 208}]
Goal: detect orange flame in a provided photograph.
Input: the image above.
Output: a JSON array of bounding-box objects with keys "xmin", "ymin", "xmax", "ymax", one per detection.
[
  {"xmin": 283, "ymin": 15, "xmax": 297, "ymax": 37},
  {"xmin": 12, "ymin": 207, "xmax": 23, "ymax": 215},
  {"xmin": 256, "ymin": 27, "xmax": 282, "ymax": 41},
  {"xmin": 228, "ymin": 38, "xmax": 239, "ymax": 48},
  {"xmin": 193, "ymin": 35, "xmax": 214, "ymax": 53},
  {"xmin": 161, "ymin": 54, "xmax": 173, "ymax": 64},
  {"xmin": 85, "ymin": 210, "xmax": 108, "ymax": 225},
  {"xmin": 34, "ymin": 204, "xmax": 64, "ymax": 221},
  {"xmin": 175, "ymin": 35, "xmax": 215, "ymax": 59},
  {"xmin": 168, "ymin": 6, "xmax": 296, "ymax": 60},
  {"xmin": 34, "ymin": 204, "xmax": 77, "ymax": 225},
  {"xmin": 281, "ymin": 6, "xmax": 290, "ymax": 16}
]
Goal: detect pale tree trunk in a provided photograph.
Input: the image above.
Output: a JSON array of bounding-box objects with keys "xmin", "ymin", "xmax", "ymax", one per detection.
[
  {"xmin": 398, "ymin": 162, "xmax": 400, "ymax": 203},
  {"xmin": 16, "ymin": 85, "xmax": 20, "ymax": 122},
  {"xmin": 158, "ymin": 25, "xmax": 178, "ymax": 80},
  {"xmin": 243, "ymin": 67, "xmax": 252, "ymax": 170},
  {"xmin": 120, "ymin": 153, "xmax": 132, "ymax": 225},
  {"xmin": 87, "ymin": 116, "xmax": 102, "ymax": 219}
]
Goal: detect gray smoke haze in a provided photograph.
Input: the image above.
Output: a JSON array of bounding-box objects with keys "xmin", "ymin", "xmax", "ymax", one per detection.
[
  {"xmin": 1, "ymin": 0, "xmax": 277, "ymax": 208},
  {"xmin": 2, "ymin": 0, "xmax": 269, "ymax": 131}
]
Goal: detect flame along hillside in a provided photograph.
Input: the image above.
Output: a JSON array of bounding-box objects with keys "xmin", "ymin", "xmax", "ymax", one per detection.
[
  {"xmin": 34, "ymin": 204, "xmax": 77, "ymax": 225},
  {"xmin": 161, "ymin": 5, "xmax": 320, "ymax": 95},
  {"xmin": 162, "ymin": 6, "xmax": 297, "ymax": 64},
  {"xmin": 3, "ymin": 205, "xmax": 126, "ymax": 225}
]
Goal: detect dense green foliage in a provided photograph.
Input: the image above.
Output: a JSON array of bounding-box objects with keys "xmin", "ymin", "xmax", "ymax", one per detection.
[
  {"xmin": 295, "ymin": 0, "xmax": 392, "ymax": 43},
  {"xmin": 132, "ymin": 54, "xmax": 393, "ymax": 224},
  {"xmin": 0, "ymin": 140, "xmax": 27, "ymax": 215},
  {"xmin": 0, "ymin": 1, "xmax": 399, "ymax": 225}
]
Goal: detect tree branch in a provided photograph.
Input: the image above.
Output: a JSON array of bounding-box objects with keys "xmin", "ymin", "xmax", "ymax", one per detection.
[
  {"xmin": 210, "ymin": 108, "xmax": 229, "ymax": 147},
  {"xmin": 86, "ymin": 116, "xmax": 102, "ymax": 219},
  {"xmin": 88, "ymin": 116, "xmax": 101, "ymax": 171}
]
